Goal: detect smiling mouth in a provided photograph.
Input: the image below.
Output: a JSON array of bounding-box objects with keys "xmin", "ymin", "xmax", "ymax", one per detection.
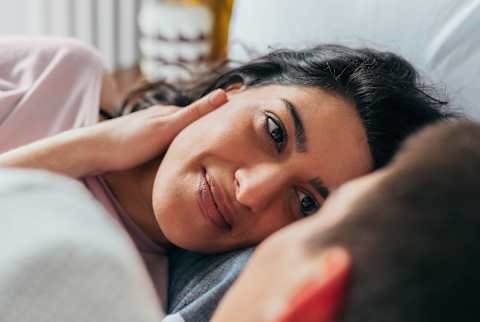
[{"xmin": 197, "ymin": 168, "xmax": 232, "ymax": 232}]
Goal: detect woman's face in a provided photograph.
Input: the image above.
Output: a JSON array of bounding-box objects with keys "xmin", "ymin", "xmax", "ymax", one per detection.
[{"xmin": 152, "ymin": 84, "xmax": 373, "ymax": 252}]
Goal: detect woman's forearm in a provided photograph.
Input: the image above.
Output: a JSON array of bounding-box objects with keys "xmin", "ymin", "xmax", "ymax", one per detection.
[
  {"xmin": 0, "ymin": 128, "xmax": 100, "ymax": 178},
  {"xmin": 0, "ymin": 89, "xmax": 227, "ymax": 179}
]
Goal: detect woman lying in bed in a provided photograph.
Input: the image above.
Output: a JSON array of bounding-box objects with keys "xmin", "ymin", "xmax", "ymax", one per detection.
[{"xmin": 0, "ymin": 37, "xmax": 449, "ymax": 308}]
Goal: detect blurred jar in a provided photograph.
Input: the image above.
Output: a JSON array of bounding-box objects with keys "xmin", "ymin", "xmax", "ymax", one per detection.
[{"xmin": 138, "ymin": 0, "xmax": 234, "ymax": 82}]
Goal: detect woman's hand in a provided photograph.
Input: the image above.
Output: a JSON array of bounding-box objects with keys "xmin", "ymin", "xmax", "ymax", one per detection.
[
  {"xmin": 0, "ymin": 89, "xmax": 227, "ymax": 178},
  {"xmin": 89, "ymin": 89, "xmax": 228, "ymax": 173}
]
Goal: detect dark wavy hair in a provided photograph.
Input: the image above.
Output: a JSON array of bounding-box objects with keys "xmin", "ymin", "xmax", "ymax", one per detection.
[{"xmin": 120, "ymin": 44, "xmax": 453, "ymax": 169}]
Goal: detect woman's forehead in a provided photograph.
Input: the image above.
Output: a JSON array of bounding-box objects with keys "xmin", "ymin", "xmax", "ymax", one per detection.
[
  {"xmin": 244, "ymin": 84, "xmax": 345, "ymax": 104},
  {"xmin": 228, "ymin": 84, "xmax": 373, "ymax": 187},
  {"xmin": 270, "ymin": 86, "xmax": 373, "ymax": 187}
]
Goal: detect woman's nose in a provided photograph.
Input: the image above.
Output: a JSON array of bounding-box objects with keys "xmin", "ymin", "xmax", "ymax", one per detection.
[{"xmin": 234, "ymin": 164, "xmax": 288, "ymax": 213}]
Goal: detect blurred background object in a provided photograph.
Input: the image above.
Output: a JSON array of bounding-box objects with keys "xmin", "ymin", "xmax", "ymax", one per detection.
[
  {"xmin": 138, "ymin": 0, "xmax": 233, "ymax": 82},
  {"xmin": 0, "ymin": 0, "xmax": 233, "ymax": 75},
  {"xmin": 138, "ymin": 0, "xmax": 211, "ymax": 81}
]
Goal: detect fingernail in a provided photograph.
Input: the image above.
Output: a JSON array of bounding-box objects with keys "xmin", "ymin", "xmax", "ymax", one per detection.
[{"xmin": 208, "ymin": 89, "xmax": 227, "ymax": 107}]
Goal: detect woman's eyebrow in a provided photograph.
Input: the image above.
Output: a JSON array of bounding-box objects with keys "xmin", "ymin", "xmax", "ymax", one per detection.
[
  {"xmin": 310, "ymin": 178, "xmax": 330, "ymax": 200},
  {"xmin": 281, "ymin": 98, "xmax": 307, "ymax": 153}
]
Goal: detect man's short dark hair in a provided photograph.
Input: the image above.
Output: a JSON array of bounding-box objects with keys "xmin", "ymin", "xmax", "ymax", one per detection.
[{"xmin": 308, "ymin": 120, "xmax": 480, "ymax": 322}]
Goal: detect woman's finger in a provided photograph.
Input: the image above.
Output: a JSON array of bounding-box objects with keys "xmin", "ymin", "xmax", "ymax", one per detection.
[{"xmin": 172, "ymin": 89, "xmax": 228, "ymax": 127}]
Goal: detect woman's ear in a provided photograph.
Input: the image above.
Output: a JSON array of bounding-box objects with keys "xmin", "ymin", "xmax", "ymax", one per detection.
[
  {"xmin": 224, "ymin": 82, "xmax": 246, "ymax": 96},
  {"xmin": 276, "ymin": 247, "xmax": 351, "ymax": 322}
]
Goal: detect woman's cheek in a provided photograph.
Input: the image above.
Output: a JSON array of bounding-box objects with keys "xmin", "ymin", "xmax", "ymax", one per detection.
[
  {"xmin": 198, "ymin": 107, "xmax": 255, "ymax": 146},
  {"xmin": 167, "ymin": 102, "xmax": 259, "ymax": 169}
]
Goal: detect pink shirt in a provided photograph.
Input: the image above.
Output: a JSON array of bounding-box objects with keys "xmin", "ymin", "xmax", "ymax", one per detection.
[{"xmin": 0, "ymin": 37, "xmax": 167, "ymax": 307}]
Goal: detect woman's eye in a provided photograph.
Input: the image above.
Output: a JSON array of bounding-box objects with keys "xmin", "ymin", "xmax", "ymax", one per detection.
[
  {"xmin": 295, "ymin": 189, "xmax": 319, "ymax": 217},
  {"xmin": 265, "ymin": 113, "xmax": 287, "ymax": 152}
]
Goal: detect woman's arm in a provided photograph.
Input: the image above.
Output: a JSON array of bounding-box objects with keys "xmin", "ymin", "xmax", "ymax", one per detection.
[{"xmin": 0, "ymin": 89, "xmax": 227, "ymax": 178}]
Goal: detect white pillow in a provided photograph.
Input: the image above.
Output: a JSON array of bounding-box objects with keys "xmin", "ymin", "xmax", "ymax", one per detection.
[{"xmin": 229, "ymin": 0, "xmax": 480, "ymax": 119}]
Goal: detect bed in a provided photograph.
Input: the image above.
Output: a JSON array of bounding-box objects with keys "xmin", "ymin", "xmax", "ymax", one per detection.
[{"xmin": 2, "ymin": 1, "xmax": 480, "ymax": 322}]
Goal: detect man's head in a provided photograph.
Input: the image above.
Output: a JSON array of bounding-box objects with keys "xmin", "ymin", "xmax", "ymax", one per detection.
[{"xmin": 211, "ymin": 120, "xmax": 480, "ymax": 322}]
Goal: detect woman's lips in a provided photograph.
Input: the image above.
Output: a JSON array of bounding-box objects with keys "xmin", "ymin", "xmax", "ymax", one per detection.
[{"xmin": 197, "ymin": 169, "xmax": 232, "ymax": 232}]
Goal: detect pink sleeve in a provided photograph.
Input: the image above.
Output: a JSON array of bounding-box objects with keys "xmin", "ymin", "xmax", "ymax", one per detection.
[{"xmin": 0, "ymin": 37, "xmax": 107, "ymax": 153}]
